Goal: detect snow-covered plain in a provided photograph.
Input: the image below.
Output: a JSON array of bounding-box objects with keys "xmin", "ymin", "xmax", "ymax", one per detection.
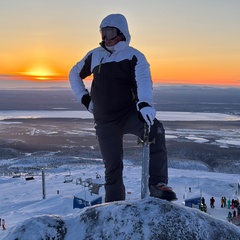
[{"xmin": 0, "ymin": 111, "xmax": 240, "ymax": 239}]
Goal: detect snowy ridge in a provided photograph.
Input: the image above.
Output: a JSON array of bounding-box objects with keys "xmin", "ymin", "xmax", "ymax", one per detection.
[{"xmin": 2, "ymin": 198, "xmax": 240, "ymax": 240}]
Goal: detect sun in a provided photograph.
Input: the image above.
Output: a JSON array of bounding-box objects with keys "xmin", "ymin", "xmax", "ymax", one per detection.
[{"xmin": 20, "ymin": 65, "xmax": 60, "ymax": 81}]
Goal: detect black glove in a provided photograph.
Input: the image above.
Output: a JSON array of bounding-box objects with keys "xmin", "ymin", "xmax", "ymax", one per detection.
[{"xmin": 81, "ymin": 93, "xmax": 93, "ymax": 113}]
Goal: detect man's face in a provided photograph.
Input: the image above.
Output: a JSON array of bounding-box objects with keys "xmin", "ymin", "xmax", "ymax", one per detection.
[
  {"xmin": 100, "ymin": 27, "xmax": 121, "ymax": 47},
  {"xmin": 104, "ymin": 36, "xmax": 121, "ymax": 47}
]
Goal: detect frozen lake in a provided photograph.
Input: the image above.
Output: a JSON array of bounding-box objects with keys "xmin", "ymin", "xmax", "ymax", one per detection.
[{"xmin": 1, "ymin": 110, "xmax": 240, "ymax": 121}]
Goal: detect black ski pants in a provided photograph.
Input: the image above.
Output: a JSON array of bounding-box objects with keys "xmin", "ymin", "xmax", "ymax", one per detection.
[{"xmin": 95, "ymin": 110, "xmax": 168, "ymax": 202}]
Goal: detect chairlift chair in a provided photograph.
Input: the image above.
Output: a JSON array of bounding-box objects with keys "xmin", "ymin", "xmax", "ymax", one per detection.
[
  {"xmin": 90, "ymin": 183, "xmax": 101, "ymax": 195},
  {"xmin": 76, "ymin": 177, "xmax": 83, "ymax": 185},
  {"xmin": 96, "ymin": 173, "xmax": 101, "ymax": 179},
  {"xmin": 64, "ymin": 169, "xmax": 73, "ymax": 183},
  {"xmin": 85, "ymin": 178, "xmax": 93, "ymax": 186},
  {"xmin": 12, "ymin": 172, "xmax": 21, "ymax": 178},
  {"xmin": 25, "ymin": 174, "xmax": 35, "ymax": 181},
  {"xmin": 64, "ymin": 174, "xmax": 73, "ymax": 183}
]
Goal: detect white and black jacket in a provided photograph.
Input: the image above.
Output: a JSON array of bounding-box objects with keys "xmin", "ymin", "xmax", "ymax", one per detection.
[{"xmin": 69, "ymin": 14, "xmax": 153, "ymax": 122}]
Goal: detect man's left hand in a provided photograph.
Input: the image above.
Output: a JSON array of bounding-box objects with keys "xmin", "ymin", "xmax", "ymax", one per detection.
[{"xmin": 138, "ymin": 102, "xmax": 156, "ymax": 126}]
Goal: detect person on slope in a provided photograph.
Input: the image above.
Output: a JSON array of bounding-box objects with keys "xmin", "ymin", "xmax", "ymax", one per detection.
[
  {"xmin": 69, "ymin": 13, "xmax": 177, "ymax": 202},
  {"xmin": 2, "ymin": 219, "xmax": 6, "ymax": 230}
]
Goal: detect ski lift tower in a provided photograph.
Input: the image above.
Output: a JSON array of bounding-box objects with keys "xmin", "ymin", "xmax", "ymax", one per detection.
[{"xmin": 238, "ymin": 179, "xmax": 240, "ymax": 200}]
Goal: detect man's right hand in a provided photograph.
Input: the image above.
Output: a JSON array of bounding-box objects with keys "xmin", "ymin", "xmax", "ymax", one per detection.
[{"xmin": 81, "ymin": 93, "xmax": 93, "ymax": 113}]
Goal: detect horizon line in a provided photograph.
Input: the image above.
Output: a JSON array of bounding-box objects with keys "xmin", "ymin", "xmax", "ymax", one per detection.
[{"xmin": 0, "ymin": 77, "xmax": 240, "ymax": 89}]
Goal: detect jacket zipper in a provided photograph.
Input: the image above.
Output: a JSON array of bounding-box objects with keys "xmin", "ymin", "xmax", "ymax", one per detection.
[{"xmin": 98, "ymin": 57, "xmax": 104, "ymax": 73}]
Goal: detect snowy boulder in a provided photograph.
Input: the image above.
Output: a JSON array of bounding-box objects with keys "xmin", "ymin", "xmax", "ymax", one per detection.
[
  {"xmin": 78, "ymin": 198, "xmax": 240, "ymax": 240},
  {"xmin": 2, "ymin": 198, "xmax": 240, "ymax": 240},
  {"xmin": 1, "ymin": 215, "xmax": 66, "ymax": 240}
]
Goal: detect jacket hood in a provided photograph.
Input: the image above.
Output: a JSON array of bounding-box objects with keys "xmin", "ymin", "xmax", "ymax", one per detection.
[{"xmin": 100, "ymin": 13, "xmax": 131, "ymax": 44}]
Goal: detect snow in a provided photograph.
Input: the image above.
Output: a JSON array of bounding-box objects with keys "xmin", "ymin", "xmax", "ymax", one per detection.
[
  {"xmin": 0, "ymin": 162, "xmax": 240, "ymax": 239},
  {"xmin": 216, "ymin": 139, "xmax": 240, "ymax": 147},
  {"xmin": 1, "ymin": 111, "xmax": 240, "ymax": 239},
  {"xmin": 1, "ymin": 110, "xmax": 240, "ymax": 121}
]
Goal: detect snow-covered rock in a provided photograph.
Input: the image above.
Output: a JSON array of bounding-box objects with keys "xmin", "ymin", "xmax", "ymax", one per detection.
[{"xmin": 2, "ymin": 198, "xmax": 240, "ymax": 240}]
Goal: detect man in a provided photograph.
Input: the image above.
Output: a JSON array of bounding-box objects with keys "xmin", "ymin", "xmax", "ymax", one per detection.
[{"xmin": 69, "ymin": 13, "xmax": 176, "ymax": 202}]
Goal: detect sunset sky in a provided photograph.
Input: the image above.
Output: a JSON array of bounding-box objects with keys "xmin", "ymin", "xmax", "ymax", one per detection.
[{"xmin": 1, "ymin": 0, "xmax": 240, "ymax": 88}]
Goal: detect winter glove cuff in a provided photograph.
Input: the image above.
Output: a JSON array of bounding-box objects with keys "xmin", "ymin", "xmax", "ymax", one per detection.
[{"xmin": 137, "ymin": 102, "xmax": 151, "ymax": 110}]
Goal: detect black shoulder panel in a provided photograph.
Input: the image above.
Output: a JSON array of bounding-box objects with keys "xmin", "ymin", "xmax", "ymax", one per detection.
[{"xmin": 79, "ymin": 53, "xmax": 92, "ymax": 79}]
